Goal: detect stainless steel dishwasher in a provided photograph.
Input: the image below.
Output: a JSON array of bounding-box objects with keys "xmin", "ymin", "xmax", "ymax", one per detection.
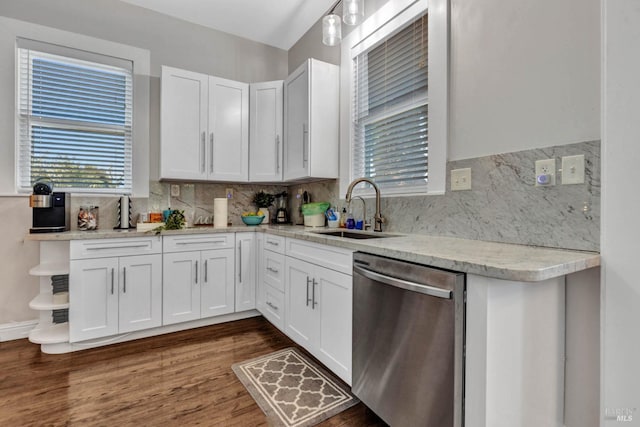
[{"xmin": 352, "ymin": 252, "xmax": 466, "ymax": 427}]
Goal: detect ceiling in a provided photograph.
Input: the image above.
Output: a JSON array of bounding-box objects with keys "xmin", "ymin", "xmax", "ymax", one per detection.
[{"xmin": 119, "ymin": 0, "xmax": 336, "ymax": 50}]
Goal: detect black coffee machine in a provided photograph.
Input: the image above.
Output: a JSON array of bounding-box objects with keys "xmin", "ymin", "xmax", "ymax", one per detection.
[{"xmin": 29, "ymin": 180, "xmax": 70, "ymax": 233}]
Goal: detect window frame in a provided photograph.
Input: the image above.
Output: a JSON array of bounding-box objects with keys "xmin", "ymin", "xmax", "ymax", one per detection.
[
  {"xmin": 5, "ymin": 19, "xmax": 150, "ymax": 197},
  {"xmin": 17, "ymin": 43, "xmax": 134, "ymax": 194},
  {"xmin": 339, "ymin": 0, "xmax": 449, "ymax": 198}
]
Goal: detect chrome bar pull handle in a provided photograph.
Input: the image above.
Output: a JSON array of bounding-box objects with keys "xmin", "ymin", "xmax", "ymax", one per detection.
[
  {"xmin": 210, "ymin": 133, "xmax": 214, "ymax": 174},
  {"xmin": 111, "ymin": 268, "xmax": 114, "ymax": 295},
  {"xmin": 201, "ymin": 131, "xmax": 206, "ymax": 173},
  {"xmin": 238, "ymin": 241, "xmax": 243, "ymax": 283},
  {"xmin": 267, "ymin": 301, "xmax": 278, "ymax": 310},
  {"xmin": 302, "ymin": 123, "xmax": 308, "ymax": 166},
  {"xmin": 204, "ymin": 259, "xmax": 208, "ymax": 283},
  {"xmin": 306, "ymin": 276, "xmax": 312, "ymax": 306},
  {"xmin": 312, "ymin": 278, "xmax": 318, "ymax": 309},
  {"xmin": 275, "ymin": 135, "xmax": 280, "ymax": 172},
  {"xmin": 195, "ymin": 260, "xmax": 198, "ymax": 284},
  {"xmin": 123, "ymin": 267, "xmax": 127, "ymax": 293}
]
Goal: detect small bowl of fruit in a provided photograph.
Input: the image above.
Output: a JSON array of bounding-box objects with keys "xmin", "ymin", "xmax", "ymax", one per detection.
[{"xmin": 241, "ymin": 211, "xmax": 265, "ymax": 226}]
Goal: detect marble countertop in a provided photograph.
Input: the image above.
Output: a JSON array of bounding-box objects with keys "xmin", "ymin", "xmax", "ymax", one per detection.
[{"xmin": 26, "ymin": 225, "xmax": 600, "ymax": 282}]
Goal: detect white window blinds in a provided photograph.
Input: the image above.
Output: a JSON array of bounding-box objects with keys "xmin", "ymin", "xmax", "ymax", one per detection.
[
  {"xmin": 17, "ymin": 42, "xmax": 133, "ymax": 193},
  {"xmin": 352, "ymin": 13, "xmax": 428, "ymax": 192}
]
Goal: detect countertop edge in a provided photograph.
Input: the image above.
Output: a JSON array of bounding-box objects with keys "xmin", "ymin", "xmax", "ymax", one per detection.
[{"xmin": 25, "ymin": 225, "xmax": 601, "ymax": 282}]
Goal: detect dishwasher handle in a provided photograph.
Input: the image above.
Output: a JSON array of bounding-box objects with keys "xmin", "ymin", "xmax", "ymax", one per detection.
[{"xmin": 354, "ymin": 264, "xmax": 452, "ymax": 299}]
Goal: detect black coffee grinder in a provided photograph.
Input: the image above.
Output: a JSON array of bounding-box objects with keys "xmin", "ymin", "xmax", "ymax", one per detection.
[
  {"xmin": 274, "ymin": 191, "xmax": 289, "ymax": 224},
  {"xmin": 29, "ymin": 180, "xmax": 70, "ymax": 233}
]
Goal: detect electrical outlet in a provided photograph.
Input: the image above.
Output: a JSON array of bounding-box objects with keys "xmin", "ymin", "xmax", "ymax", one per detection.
[
  {"xmin": 451, "ymin": 168, "xmax": 472, "ymax": 191},
  {"xmin": 561, "ymin": 155, "xmax": 585, "ymax": 185},
  {"xmin": 226, "ymin": 188, "xmax": 233, "ymax": 199},
  {"xmin": 535, "ymin": 159, "xmax": 556, "ymax": 186},
  {"xmin": 170, "ymin": 184, "xmax": 180, "ymax": 197}
]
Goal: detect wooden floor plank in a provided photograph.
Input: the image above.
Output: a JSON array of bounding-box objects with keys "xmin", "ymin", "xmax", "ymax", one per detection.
[{"xmin": 0, "ymin": 317, "xmax": 387, "ymax": 426}]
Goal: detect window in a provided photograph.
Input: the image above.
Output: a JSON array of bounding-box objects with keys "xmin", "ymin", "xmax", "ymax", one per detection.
[
  {"xmin": 17, "ymin": 41, "xmax": 133, "ymax": 193},
  {"xmin": 340, "ymin": 0, "xmax": 448, "ymax": 197},
  {"xmin": 353, "ymin": 14, "xmax": 428, "ymax": 191}
]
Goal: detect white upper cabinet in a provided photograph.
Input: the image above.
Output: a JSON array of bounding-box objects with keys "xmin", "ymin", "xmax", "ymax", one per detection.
[
  {"xmin": 249, "ymin": 81, "xmax": 284, "ymax": 182},
  {"xmin": 208, "ymin": 76, "xmax": 249, "ymax": 181},
  {"xmin": 284, "ymin": 59, "xmax": 339, "ymax": 181},
  {"xmin": 160, "ymin": 66, "xmax": 249, "ymax": 182},
  {"xmin": 160, "ymin": 66, "xmax": 208, "ymax": 180}
]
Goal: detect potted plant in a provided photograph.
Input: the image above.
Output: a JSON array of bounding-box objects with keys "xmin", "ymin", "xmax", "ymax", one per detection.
[{"xmin": 252, "ymin": 191, "xmax": 274, "ymax": 223}]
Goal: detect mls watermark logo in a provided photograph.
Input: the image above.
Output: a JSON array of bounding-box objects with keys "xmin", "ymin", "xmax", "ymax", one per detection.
[{"xmin": 605, "ymin": 407, "xmax": 637, "ymax": 422}]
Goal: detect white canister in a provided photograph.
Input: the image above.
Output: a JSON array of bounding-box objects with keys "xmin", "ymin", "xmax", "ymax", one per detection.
[{"xmin": 304, "ymin": 213, "xmax": 325, "ymax": 227}]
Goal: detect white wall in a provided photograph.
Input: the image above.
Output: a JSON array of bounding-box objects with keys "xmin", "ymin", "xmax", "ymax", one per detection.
[
  {"xmin": 601, "ymin": 0, "xmax": 640, "ymax": 424},
  {"xmin": 290, "ymin": 0, "xmax": 600, "ymax": 161},
  {"xmin": 449, "ymin": 0, "xmax": 600, "ymax": 160}
]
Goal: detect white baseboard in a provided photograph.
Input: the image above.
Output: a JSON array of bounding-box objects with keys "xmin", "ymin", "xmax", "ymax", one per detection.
[{"xmin": 0, "ymin": 319, "xmax": 38, "ymax": 342}]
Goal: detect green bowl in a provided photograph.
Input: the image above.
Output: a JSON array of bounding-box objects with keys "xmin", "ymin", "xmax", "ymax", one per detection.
[{"xmin": 241, "ymin": 215, "xmax": 265, "ymax": 226}]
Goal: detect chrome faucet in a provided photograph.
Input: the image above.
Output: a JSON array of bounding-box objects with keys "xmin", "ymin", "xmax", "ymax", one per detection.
[{"xmin": 345, "ymin": 177, "xmax": 384, "ymax": 232}]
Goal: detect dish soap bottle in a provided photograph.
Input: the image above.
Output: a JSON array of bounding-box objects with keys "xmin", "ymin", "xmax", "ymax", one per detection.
[
  {"xmin": 346, "ymin": 210, "xmax": 355, "ymax": 229},
  {"xmin": 339, "ymin": 207, "xmax": 347, "ymax": 228}
]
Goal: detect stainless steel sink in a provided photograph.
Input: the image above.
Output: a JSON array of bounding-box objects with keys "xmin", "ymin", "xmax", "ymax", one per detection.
[{"xmin": 311, "ymin": 230, "xmax": 399, "ymax": 239}]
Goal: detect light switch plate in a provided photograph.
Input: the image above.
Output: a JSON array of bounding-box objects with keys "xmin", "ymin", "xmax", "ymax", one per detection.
[
  {"xmin": 226, "ymin": 188, "xmax": 234, "ymax": 199},
  {"xmin": 561, "ymin": 155, "xmax": 585, "ymax": 184},
  {"xmin": 170, "ymin": 184, "xmax": 180, "ymax": 197},
  {"xmin": 451, "ymin": 168, "xmax": 472, "ymax": 191}
]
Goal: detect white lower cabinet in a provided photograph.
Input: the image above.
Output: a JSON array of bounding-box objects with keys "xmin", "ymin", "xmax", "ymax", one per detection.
[
  {"xmin": 263, "ymin": 283, "xmax": 285, "ymax": 330},
  {"xmin": 258, "ymin": 235, "xmax": 286, "ymax": 330},
  {"xmin": 235, "ymin": 233, "xmax": 256, "ymax": 312},
  {"xmin": 69, "ymin": 237, "xmax": 162, "ymax": 342},
  {"xmin": 284, "ymin": 242, "xmax": 353, "ymax": 384},
  {"xmin": 255, "ymin": 233, "xmax": 265, "ymax": 313},
  {"xmin": 163, "ymin": 234, "xmax": 235, "ymax": 325}
]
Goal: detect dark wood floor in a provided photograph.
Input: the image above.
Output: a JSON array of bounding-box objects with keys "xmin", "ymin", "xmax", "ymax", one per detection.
[{"xmin": 0, "ymin": 317, "xmax": 386, "ymax": 426}]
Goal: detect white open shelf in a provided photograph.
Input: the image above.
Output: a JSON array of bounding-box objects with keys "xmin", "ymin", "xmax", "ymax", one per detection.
[
  {"xmin": 29, "ymin": 293, "xmax": 69, "ymax": 311},
  {"xmin": 29, "ymin": 263, "xmax": 69, "ymax": 276},
  {"xmin": 28, "ymin": 322, "xmax": 69, "ymax": 345}
]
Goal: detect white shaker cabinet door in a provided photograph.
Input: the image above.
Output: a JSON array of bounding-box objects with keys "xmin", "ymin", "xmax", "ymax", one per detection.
[
  {"xmin": 162, "ymin": 251, "xmax": 201, "ymax": 325},
  {"xmin": 249, "ymin": 81, "xmax": 283, "ymax": 182},
  {"xmin": 284, "ymin": 65, "xmax": 309, "ymax": 181},
  {"xmin": 200, "ymin": 248, "xmax": 235, "ymax": 318},
  {"xmin": 119, "ymin": 254, "xmax": 162, "ymax": 333},
  {"xmin": 235, "ymin": 233, "xmax": 256, "ymax": 312},
  {"xmin": 285, "ymin": 256, "xmax": 318, "ymax": 348},
  {"xmin": 160, "ymin": 66, "xmax": 208, "ymax": 180},
  {"xmin": 316, "ymin": 266, "xmax": 352, "ymax": 384},
  {"xmin": 255, "ymin": 233, "xmax": 265, "ymax": 314},
  {"xmin": 208, "ymin": 76, "xmax": 249, "ymax": 182},
  {"xmin": 70, "ymin": 257, "xmax": 119, "ymax": 342},
  {"xmin": 283, "ymin": 59, "xmax": 339, "ymax": 181}
]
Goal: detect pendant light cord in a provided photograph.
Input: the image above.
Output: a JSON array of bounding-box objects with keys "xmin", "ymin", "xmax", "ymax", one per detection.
[{"xmin": 328, "ymin": 0, "xmax": 342, "ymax": 15}]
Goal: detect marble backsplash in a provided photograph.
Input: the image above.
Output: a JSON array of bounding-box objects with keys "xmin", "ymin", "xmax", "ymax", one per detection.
[
  {"xmin": 70, "ymin": 182, "xmax": 287, "ymax": 231},
  {"xmin": 295, "ymin": 140, "xmax": 601, "ymax": 252},
  {"xmin": 69, "ymin": 140, "xmax": 599, "ymax": 252}
]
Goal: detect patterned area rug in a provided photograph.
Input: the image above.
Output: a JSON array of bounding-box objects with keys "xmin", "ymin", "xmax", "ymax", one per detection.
[{"xmin": 232, "ymin": 347, "xmax": 359, "ymax": 427}]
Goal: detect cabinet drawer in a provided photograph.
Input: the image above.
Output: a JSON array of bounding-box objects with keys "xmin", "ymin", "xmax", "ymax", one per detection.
[
  {"xmin": 70, "ymin": 237, "xmax": 161, "ymax": 260},
  {"xmin": 264, "ymin": 250, "xmax": 285, "ymax": 292},
  {"xmin": 286, "ymin": 238, "xmax": 353, "ymax": 275},
  {"xmin": 263, "ymin": 284, "xmax": 284, "ymax": 331},
  {"xmin": 264, "ymin": 234, "xmax": 285, "ymax": 254},
  {"xmin": 163, "ymin": 233, "xmax": 234, "ymax": 252}
]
